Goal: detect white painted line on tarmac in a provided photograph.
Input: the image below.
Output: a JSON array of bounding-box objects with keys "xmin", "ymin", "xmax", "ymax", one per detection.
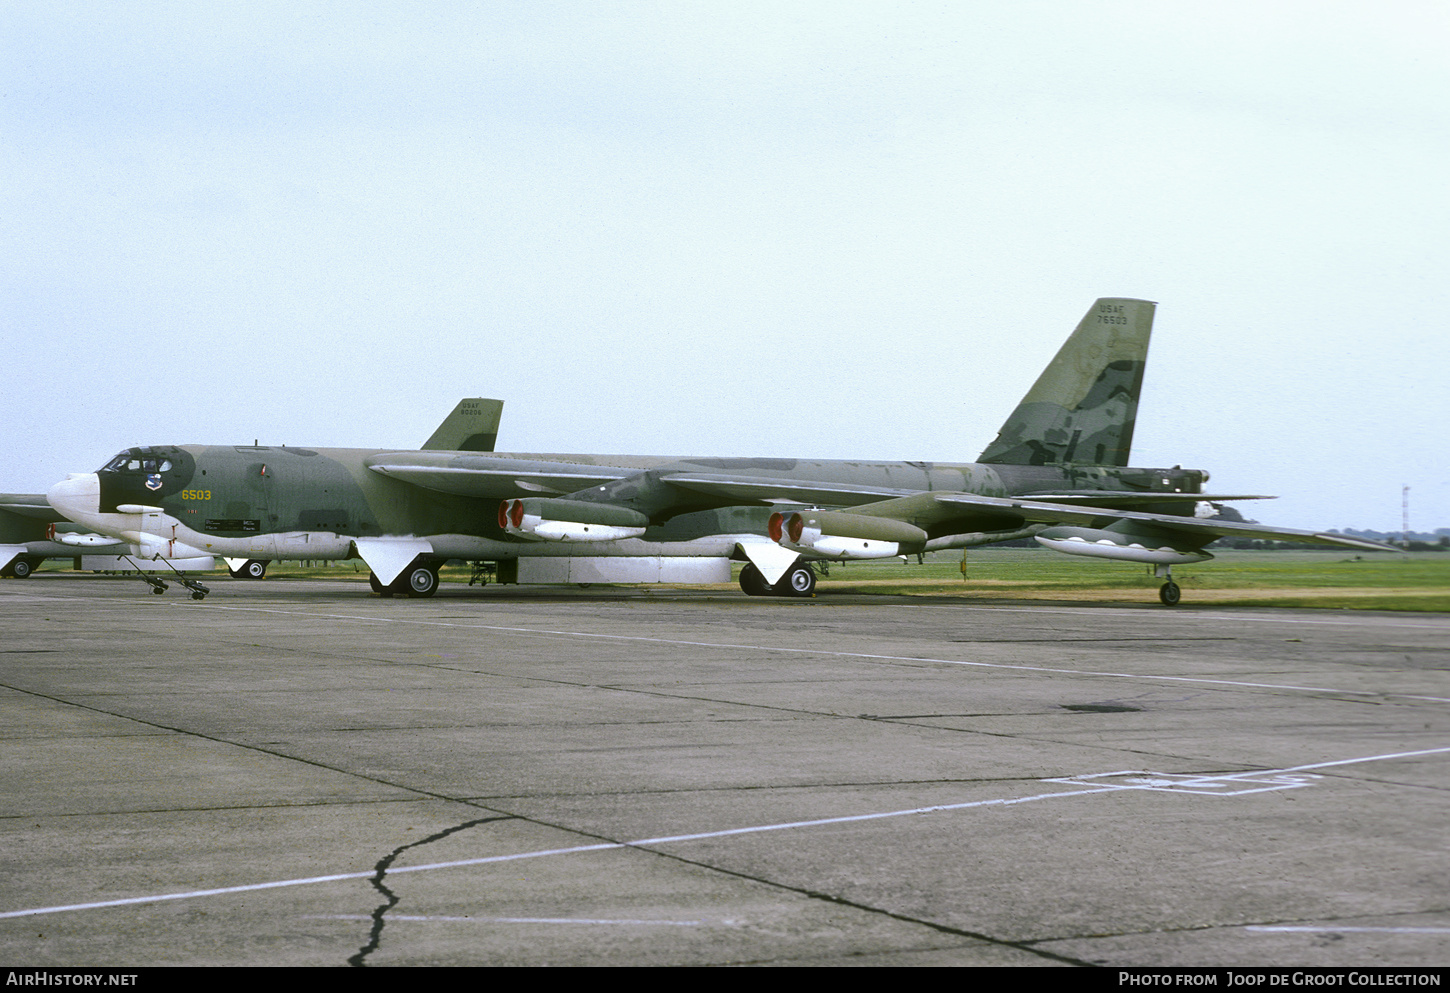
[
  {"xmin": 5, "ymin": 744, "xmax": 1445, "ymax": 922},
  {"xmin": 179, "ymin": 603, "xmax": 1450, "ymax": 704},
  {"xmin": 309, "ymin": 914, "xmax": 710, "ymax": 926},
  {"xmin": 914, "ymin": 604, "xmax": 1450, "ymax": 631},
  {"xmin": 1247, "ymin": 926, "xmax": 1450, "ymax": 934}
]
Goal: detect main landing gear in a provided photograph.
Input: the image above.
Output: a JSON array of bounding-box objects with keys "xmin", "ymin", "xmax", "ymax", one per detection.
[
  {"xmin": 739, "ymin": 561, "xmax": 816, "ymax": 598},
  {"xmin": 228, "ymin": 559, "xmax": 268, "ymax": 579},
  {"xmin": 369, "ymin": 559, "xmax": 441, "ymax": 598}
]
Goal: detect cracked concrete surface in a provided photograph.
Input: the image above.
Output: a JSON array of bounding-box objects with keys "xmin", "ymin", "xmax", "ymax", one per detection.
[{"xmin": 1, "ymin": 577, "xmax": 1447, "ymax": 966}]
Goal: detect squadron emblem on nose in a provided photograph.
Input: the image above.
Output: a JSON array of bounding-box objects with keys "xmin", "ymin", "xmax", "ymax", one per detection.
[{"xmin": 145, "ymin": 474, "xmax": 163, "ymax": 491}]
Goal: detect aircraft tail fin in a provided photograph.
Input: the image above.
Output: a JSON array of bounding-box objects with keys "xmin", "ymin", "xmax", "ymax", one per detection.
[
  {"xmin": 978, "ymin": 298, "xmax": 1155, "ymax": 467},
  {"xmin": 422, "ymin": 398, "xmax": 504, "ymax": 452}
]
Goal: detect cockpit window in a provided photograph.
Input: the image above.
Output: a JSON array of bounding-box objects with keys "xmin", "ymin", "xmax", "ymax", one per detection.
[{"xmin": 99, "ymin": 452, "xmax": 172, "ymax": 473}]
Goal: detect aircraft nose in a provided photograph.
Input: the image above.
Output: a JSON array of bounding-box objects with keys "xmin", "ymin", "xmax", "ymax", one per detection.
[{"xmin": 48, "ymin": 472, "xmax": 101, "ymax": 521}]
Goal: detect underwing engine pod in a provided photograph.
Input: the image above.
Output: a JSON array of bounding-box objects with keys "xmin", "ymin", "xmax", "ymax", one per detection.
[
  {"xmin": 770, "ymin": 511, "xmax": 927, "ymax": 559},
  {"xmin": 498, "ymin": 498, "xmax": 649, "ymax": 542}
]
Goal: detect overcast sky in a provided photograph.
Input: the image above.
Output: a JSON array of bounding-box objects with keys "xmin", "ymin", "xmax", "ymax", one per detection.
[{"xmin": 3, "ymin": 1, "xmax": 1445, "ymax": 532}]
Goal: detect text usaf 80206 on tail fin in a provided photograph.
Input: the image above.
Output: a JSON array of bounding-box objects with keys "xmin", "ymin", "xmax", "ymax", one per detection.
[{"xmin": 44, "ymin": 298, "xmax": 1395, "ymax": 605}]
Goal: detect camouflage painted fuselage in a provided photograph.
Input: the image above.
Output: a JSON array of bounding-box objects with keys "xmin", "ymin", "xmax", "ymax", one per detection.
[{"xmin": 75, "ymin": 441, "xmax": 1207, "ymax": 564}]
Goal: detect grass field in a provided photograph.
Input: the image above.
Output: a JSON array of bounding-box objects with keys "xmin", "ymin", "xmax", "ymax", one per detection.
[{"xmin": 29, "ymin": 549, "xmax": 1450, "ymax": 612}]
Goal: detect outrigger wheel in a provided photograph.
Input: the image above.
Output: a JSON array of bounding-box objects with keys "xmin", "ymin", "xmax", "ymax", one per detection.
[{"xmin": 1156, "ymin": 564, "xmax": 1182, "ymax": 606}]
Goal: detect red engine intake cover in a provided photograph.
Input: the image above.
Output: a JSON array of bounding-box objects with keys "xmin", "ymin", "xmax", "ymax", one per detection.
[{"xmin": 768, "ymin": 512, "xmax": 784, "ymax": 542}]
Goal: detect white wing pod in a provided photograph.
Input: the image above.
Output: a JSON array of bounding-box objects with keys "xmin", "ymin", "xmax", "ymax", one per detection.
[
  {"xmin": 801, "ymin": 536, "xmax": 902, "ymax": 559},
  {"xmin": 528, "ymin": 522, "xmax": 646, "ymax": 542},
  {"xmin": 1035, "ymin": 526, "xmax": 1213, "ymax": 565},
  {"xmin": 55, "ymin": 532, "xmax": 124, "ymax": 547}
]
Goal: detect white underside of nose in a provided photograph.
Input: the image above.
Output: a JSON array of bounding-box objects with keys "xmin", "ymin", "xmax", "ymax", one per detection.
[{"xmin": 47, "ymin": 473, "xmax": 101, "ymax": 524}]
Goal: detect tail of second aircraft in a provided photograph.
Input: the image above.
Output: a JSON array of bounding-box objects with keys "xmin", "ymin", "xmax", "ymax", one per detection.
[
  {"xmin": 977, "ymin": 297, "xmax": 1155, "ymax": 467},
  {"xmin": 422, "ymin": 398, "xmax": 504, "ymax": 452}
]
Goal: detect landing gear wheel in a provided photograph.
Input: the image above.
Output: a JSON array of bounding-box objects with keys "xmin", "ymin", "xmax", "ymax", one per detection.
[
  {"xmin": 369, "ymin": 571, "xmax": 394, "ymax": 598},
  {"xmin": 401, "ymin": 564, "xmax": 440, "ymax": 598},
  {"xmin": 739, "ymin": 563, "xmax": 773, "ymax": 597},
  {"xmin": 241, "ymin": 559, "xmax": 267, "ymax": 579},
  {"xmin": 8, "ymin": 558, "xmax": 34, "ymax": 578},
  {"xmin": 1159, "ymin": 581, "xmax": 1181, "ymax": 606},
  {"xmin": 778, "ymin": 562, "xmax": 816, "ymax": 598}
]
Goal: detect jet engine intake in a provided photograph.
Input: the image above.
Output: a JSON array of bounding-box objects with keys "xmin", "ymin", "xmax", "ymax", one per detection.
[
  {"xmin": 498, "ymin": 498, "xmax": 648, "ymax": 543},
  {"xmin": 770, "ymin": 511, "xmax": 927, "ymax": 560},
  {"xmin": 1035, "ymin": 525, "xmax": 1213, "ymax": 565}
]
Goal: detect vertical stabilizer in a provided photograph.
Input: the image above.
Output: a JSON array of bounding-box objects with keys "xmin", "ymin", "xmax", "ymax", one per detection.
[
  {"xmin": 422, "ymin": 398, "xmax": 504, "ymax": 452},
  {"xmin": 978, "ymin": 298, "xmax": 1155, "ymax": 467}
]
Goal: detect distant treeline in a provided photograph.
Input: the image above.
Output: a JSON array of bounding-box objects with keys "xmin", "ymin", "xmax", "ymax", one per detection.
[{"xmin": 1213, "ymin": 524, "xmax": 1448, "ymax": 552}]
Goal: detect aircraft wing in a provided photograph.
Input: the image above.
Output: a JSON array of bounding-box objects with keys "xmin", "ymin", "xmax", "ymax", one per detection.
[
  {"xmin": 0, "ymin": 494, "xmax": 70, "ymax": 523},
  {"xmin": 660, "ymin": 472, "xmax": 920, "ymax": 507},
  {"xmin": 848, "ymin": 491, "xmax": 1398, "ymax": 552},
  {"xmin": 365, "ymin": 452, "xmax": 631, "ymax": 499}
]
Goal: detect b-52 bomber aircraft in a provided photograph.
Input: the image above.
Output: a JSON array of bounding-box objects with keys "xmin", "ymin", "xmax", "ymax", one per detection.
[{"xmin": 46, "ymin": 297, "xmax": 1393, "ymax": 605}]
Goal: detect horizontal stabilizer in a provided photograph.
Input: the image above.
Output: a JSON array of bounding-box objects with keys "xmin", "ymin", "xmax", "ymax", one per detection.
[{"xmin": 1019, "ymin": 492, "xmax": 1272, "ymax": 507}]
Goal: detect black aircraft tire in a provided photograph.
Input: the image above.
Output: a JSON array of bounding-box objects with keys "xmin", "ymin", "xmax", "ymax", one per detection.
[
  {"xmin": 402, "ymin": 565, "xmax": 440, "ymax": 598},
  {"xmin": 243, "ymin": 560, "xmax": 267, "ymax": 579},
  {"xmin": 369, "ymin": 571, "xmax": 394, "ymax": 597},
  {"xmin": 739, "ymin": 563, "xmax": 773, "ymax": 597},
  {"xmin": 1159, "ymin": 581, "xmax": 1182, "ymax": 607},
  {"xmin": 9, "ymin": 558, "xmax": 34, "ymax": 579},
  {"xmin": 778, "ymin": 563, "xmax": 816, "ymax": 598}
]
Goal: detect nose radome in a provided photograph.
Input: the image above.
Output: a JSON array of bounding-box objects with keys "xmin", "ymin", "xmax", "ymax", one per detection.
[{"xmin": 47, "ymin": 472, "xmax": 100, "ymax": 519}]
